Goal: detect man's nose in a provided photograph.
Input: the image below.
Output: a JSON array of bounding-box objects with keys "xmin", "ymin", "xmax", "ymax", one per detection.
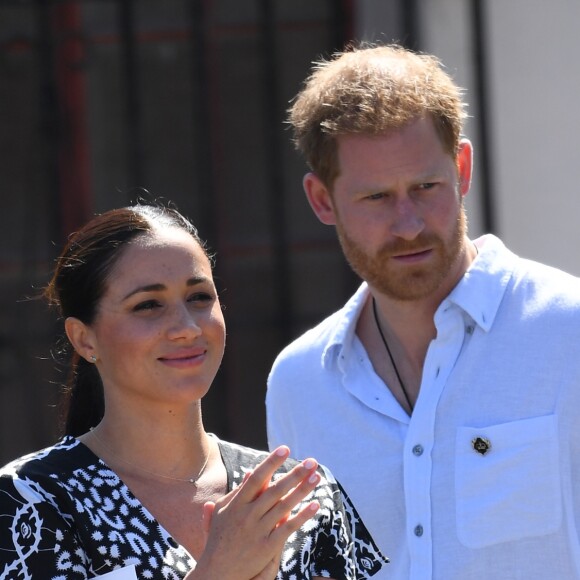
[{"xmin": 389, "ymin": 198, "xmax": 424, "ymax": 240}]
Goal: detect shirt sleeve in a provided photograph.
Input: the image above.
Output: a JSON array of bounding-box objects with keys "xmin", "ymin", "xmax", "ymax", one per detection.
[
  {"xmin": 334, "ymin": 475, "xmax": 389, "ymax": 579},
  {"xmin": 0, "ymin": 474, "xmax": 89, "ymax": 579},
  {"xmin": 305, "ymin": 466, "xmax": 389, "ymax": 580}
]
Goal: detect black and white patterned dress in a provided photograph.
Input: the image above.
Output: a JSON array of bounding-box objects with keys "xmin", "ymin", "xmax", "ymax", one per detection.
[{"xmin": 0, "ymin": 436, "xmax": 387, "ymax": 579}]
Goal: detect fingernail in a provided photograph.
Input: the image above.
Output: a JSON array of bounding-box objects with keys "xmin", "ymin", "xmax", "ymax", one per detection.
[
  {"xmin": 309, "ymin": 501, "xmax": 320, "ymax": 511},
  {"xmin": 275, "ymin": 446, "xmax": 289, "ymax": 457},
  {"xmin": 308, "ymin": 472, "xmax": 320, "ymax": 484},
  {"xmin": 303, "ymin": 458, "xmax": 316, "ymax": 470}
]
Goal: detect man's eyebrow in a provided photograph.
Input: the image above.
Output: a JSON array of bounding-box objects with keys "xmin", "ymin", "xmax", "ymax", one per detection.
[{"xmin": 122, "ymin": 276, "xmax": 209, "ymax": 301}]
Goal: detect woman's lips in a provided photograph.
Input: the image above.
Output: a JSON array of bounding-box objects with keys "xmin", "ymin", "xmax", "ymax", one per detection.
[{"xmin": 158, "ymin": 349, "xmax": 206, "ymax": 367}]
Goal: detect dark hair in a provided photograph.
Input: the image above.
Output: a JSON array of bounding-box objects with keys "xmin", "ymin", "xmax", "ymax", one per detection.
[{"xmin": 44, "ymin": 204, "xmax": 208, "ymax": 436}]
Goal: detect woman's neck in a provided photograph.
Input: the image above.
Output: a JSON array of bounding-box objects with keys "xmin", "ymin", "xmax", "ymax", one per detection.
[{"xmin": 79, "ymin": 403, "xmax": 210, "ymax": 484}]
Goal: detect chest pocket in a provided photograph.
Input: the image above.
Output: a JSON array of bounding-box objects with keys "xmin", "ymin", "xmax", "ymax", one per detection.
[{"xmin": 455, "ymin": 414, "xmax": 561, "ymax": 548}]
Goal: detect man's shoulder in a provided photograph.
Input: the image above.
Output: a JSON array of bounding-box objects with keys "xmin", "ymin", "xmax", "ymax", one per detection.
[
  {"xmin": 266, "ymin": 310, "xmax": 342, "ymax": 401},
  {"xmin": 514, "ymin": 255, "xmax": 580, "ymax": 310},
  {"xmin": 478, "ymin": 235, "xmax": 580, "ymax": 313},
  {"xmin": 272, "ymin": 283, "xmax": 367, "ymax": 368},
  {"xmin": 278, "ymin": 309, "xmax": 343, "ymax": 358}
]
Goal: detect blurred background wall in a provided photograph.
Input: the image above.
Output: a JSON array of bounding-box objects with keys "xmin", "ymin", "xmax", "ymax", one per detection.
[{"xmin": 1, "ymin": 0, "xmax": 579, "ymax": 464}]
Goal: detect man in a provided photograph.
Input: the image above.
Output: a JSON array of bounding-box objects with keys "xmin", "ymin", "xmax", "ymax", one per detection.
[{"xmin": 266, "ymin": 44, "xmax": 580, "ymax": 579}]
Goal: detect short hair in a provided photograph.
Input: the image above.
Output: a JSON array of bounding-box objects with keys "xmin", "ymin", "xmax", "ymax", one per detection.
[{"xmin": 288, "ymin": 43, "xmax": 468, "ymax": 188}]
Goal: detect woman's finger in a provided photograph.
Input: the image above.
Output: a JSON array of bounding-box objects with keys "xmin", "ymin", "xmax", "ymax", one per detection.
[
  {"xmin": 250, "ymin": 457, "xmax": 320, "ymax": 520},
  {"xmin": 202, "ymin": 501, "xmax": 216, "ymax": 535},
  {"xmin": 269, "ymin": 499, "xmax": 320, "ymax": 545},
  {"xmin": 234, "ymin": 446, "xmax": 291, "ymax": 501},
  {"xmin": 260, "ymin": 469, "xmax": 321, "ymax": 531}
]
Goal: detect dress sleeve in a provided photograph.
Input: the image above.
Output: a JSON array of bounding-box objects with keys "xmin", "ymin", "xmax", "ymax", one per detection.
[
  {"xmin": 307, "ymin": 466, "xmax": 388, "ymax": 580},
  {"xmin": 0, "ymin": 474, "xmax": 89, "ymax": 579}
]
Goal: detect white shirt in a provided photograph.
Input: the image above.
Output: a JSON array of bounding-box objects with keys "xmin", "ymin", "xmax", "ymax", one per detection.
[{"xmin": 266, "ymin": 234, "xmax": 580, "ymax": 579}]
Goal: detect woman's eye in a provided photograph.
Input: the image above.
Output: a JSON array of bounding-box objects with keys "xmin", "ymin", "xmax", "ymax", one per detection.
[
  {"xmin": 133, "ymin": 300, "xmax": 161, "ymax": 312},
  {"xmin": 187, "ymin": 292, "xmax": 213, "ymax": 304}
]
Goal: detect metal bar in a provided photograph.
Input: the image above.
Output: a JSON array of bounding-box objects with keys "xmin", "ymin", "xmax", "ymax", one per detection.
[
  {"xmin": 470, "ymin": 0, "xmax": 496, "ymax": 233},
  {"xmin": 258, "ymin": 0, "xmax": 293, "ymax": 342},
  {"xmin": 189, "ymin": 0, "xmax": 219, "ymax": 246},
  {"xmin": 332, "ymin": 0, "xmax": 353, "ymax": 50},
  {"xmin": 401, "ymin": 0, "xmax": 420, "ymax": 51},
  {"xmin": 34, "ymin": 0, "xmax": 62, "ymax": 245},
  {"xmin": 117, "ymin": 0, "xmax": 144, "ymax": 192},
  {"xmin": 52, "ymin": 1, "xmax": 93, "ymax": 234}
]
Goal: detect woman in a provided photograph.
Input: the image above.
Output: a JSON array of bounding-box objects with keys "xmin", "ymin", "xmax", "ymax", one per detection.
[{"xmin": 0, "ymin": 204, "xmax": 387, "ymax": 579}]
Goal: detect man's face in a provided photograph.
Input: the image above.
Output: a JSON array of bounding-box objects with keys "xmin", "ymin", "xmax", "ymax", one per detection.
[{"xmin": 321, "ymin": 117, "xmax": 472, "ymax": 302}]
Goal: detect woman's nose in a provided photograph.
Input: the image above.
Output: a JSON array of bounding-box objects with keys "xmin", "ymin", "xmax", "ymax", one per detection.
[{"xmin": 166, "ymin": 305, "xmax": 202, "ymax": 340}]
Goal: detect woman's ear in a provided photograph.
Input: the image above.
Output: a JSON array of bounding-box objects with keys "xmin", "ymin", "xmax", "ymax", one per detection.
[
  {"xmin": 64, "ymin": 317, "xmax": 97, "ymax": 363},
  {"xmin": 303, "ymin": 172, "xmax": 337, "ymax": 226}
]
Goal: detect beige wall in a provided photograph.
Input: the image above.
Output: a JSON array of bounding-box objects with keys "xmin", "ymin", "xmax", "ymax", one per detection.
[{"xmin": 485, "ymin": 0, "xmax": 580, "ymax": 275}]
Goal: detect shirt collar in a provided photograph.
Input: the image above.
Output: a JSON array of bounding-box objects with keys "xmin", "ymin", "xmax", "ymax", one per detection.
[
  {"xmin": 441, "ymin": 234, "xmax": 515, "ymax": 332},
  {"xmin": 321, "ymin": 234, "xmax": 516, "ymax": 369},
  {"xmin": 322, "ymin": 282, "xmax": 368, "ymax": 370}
]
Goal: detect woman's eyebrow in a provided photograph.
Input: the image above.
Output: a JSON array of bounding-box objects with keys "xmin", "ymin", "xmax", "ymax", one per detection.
[{"xmin": 122, "ymin": 276, "xmax": 210, "ymax": 301}]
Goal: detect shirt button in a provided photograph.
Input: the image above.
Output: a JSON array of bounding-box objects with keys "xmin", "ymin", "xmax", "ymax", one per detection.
[
  {"xmin": 414, "ymin": 524, "xmax": 424, "ymax": 537},
  {"xmin": 466, "ymin": 325, "xmax": 474, "ymax": 334},
  {"xmin": 412, "ymin": 444, "xmax": 423, "ymax": 456}
]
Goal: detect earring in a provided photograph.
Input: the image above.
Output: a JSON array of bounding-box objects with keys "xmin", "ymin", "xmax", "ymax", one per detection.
[{"xmin": 90, "ymin": 355, "xmax": 97, "ymax": 363}]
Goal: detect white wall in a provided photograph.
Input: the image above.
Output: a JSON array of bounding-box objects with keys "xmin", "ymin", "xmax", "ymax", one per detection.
[{"xmin": 486, "ymin": 0, "xmax": 580, "ymax": 274}]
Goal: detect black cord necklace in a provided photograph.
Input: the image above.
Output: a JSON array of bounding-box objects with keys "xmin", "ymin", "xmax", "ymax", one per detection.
[{"xmin": 371, "ymin": 297, "xmax": 414, "ymax": 413}]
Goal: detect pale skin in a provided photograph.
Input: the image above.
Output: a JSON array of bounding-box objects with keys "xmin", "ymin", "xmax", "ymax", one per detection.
[
  {"xmin": 303, "ymin": 116, "xmax": 478, "ymax": 413},
  {"xmin": 65, "ymin": 228, "xmax": 334, "ymax": 580}
]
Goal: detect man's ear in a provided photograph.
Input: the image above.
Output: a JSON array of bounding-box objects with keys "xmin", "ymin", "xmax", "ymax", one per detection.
[
  {"xmin": 456, "ymin": 139, "xmax": 473, "ymax": 197},
  {"xmin": 303, "ymin": 172, "xmax": 337, "ymax": 226},
  {"xmin": 64, "ymin": 317, "xmax": 97, "ymax": 362}
]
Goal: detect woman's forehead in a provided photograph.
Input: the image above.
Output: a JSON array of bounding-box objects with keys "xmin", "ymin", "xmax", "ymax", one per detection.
[{"xmin": 107, "ymin": 229, "xmax": 212, "ymax": 289}]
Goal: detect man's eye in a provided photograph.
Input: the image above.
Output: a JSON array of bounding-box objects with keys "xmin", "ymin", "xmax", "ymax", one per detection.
[
  {"xmin": 418, "ymin": 182, "xmax": 437, "ymax": 190},
  {"xmin": 367, "ymin": 192, "xmax": 386, "ymax": 200}
]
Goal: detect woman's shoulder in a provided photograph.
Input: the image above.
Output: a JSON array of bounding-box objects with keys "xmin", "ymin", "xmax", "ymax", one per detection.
[
  {"xmin": 215, "ymin": 437, "xmax": 300, "ymax": 476},
  {"xmin": 0, "ymin": 435, "xmax": 104, "ymax": 498}
]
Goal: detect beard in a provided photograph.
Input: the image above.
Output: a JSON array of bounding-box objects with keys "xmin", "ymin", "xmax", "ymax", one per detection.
[{"xmin": 336, "ymin": 206, "xmax": 467, "ymax": 302}]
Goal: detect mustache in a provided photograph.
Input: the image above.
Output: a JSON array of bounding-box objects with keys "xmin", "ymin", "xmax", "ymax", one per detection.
[{"xmin": 376, "ymin": 233, "xmax": 441, "ymax": 257}]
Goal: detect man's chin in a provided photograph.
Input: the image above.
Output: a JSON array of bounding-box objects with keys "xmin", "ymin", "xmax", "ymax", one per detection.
[{"xmin": 371, "ymin": 270, "xmax": 445, "ymax": 302}]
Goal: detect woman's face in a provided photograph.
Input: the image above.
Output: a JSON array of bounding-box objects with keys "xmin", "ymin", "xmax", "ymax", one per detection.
[{"xmin": 74, "ymin": 227, "xmax": 226, "ymax": 411}]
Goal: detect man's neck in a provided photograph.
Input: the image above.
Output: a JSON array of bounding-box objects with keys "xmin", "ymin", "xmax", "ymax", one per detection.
[
  {"xmin": 354, "ymin": 238, "xmax": 477, "ymax": 410},
  {"xmin": 365, "ymin": 294, "xmax": 437, "ymax": 369}
]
